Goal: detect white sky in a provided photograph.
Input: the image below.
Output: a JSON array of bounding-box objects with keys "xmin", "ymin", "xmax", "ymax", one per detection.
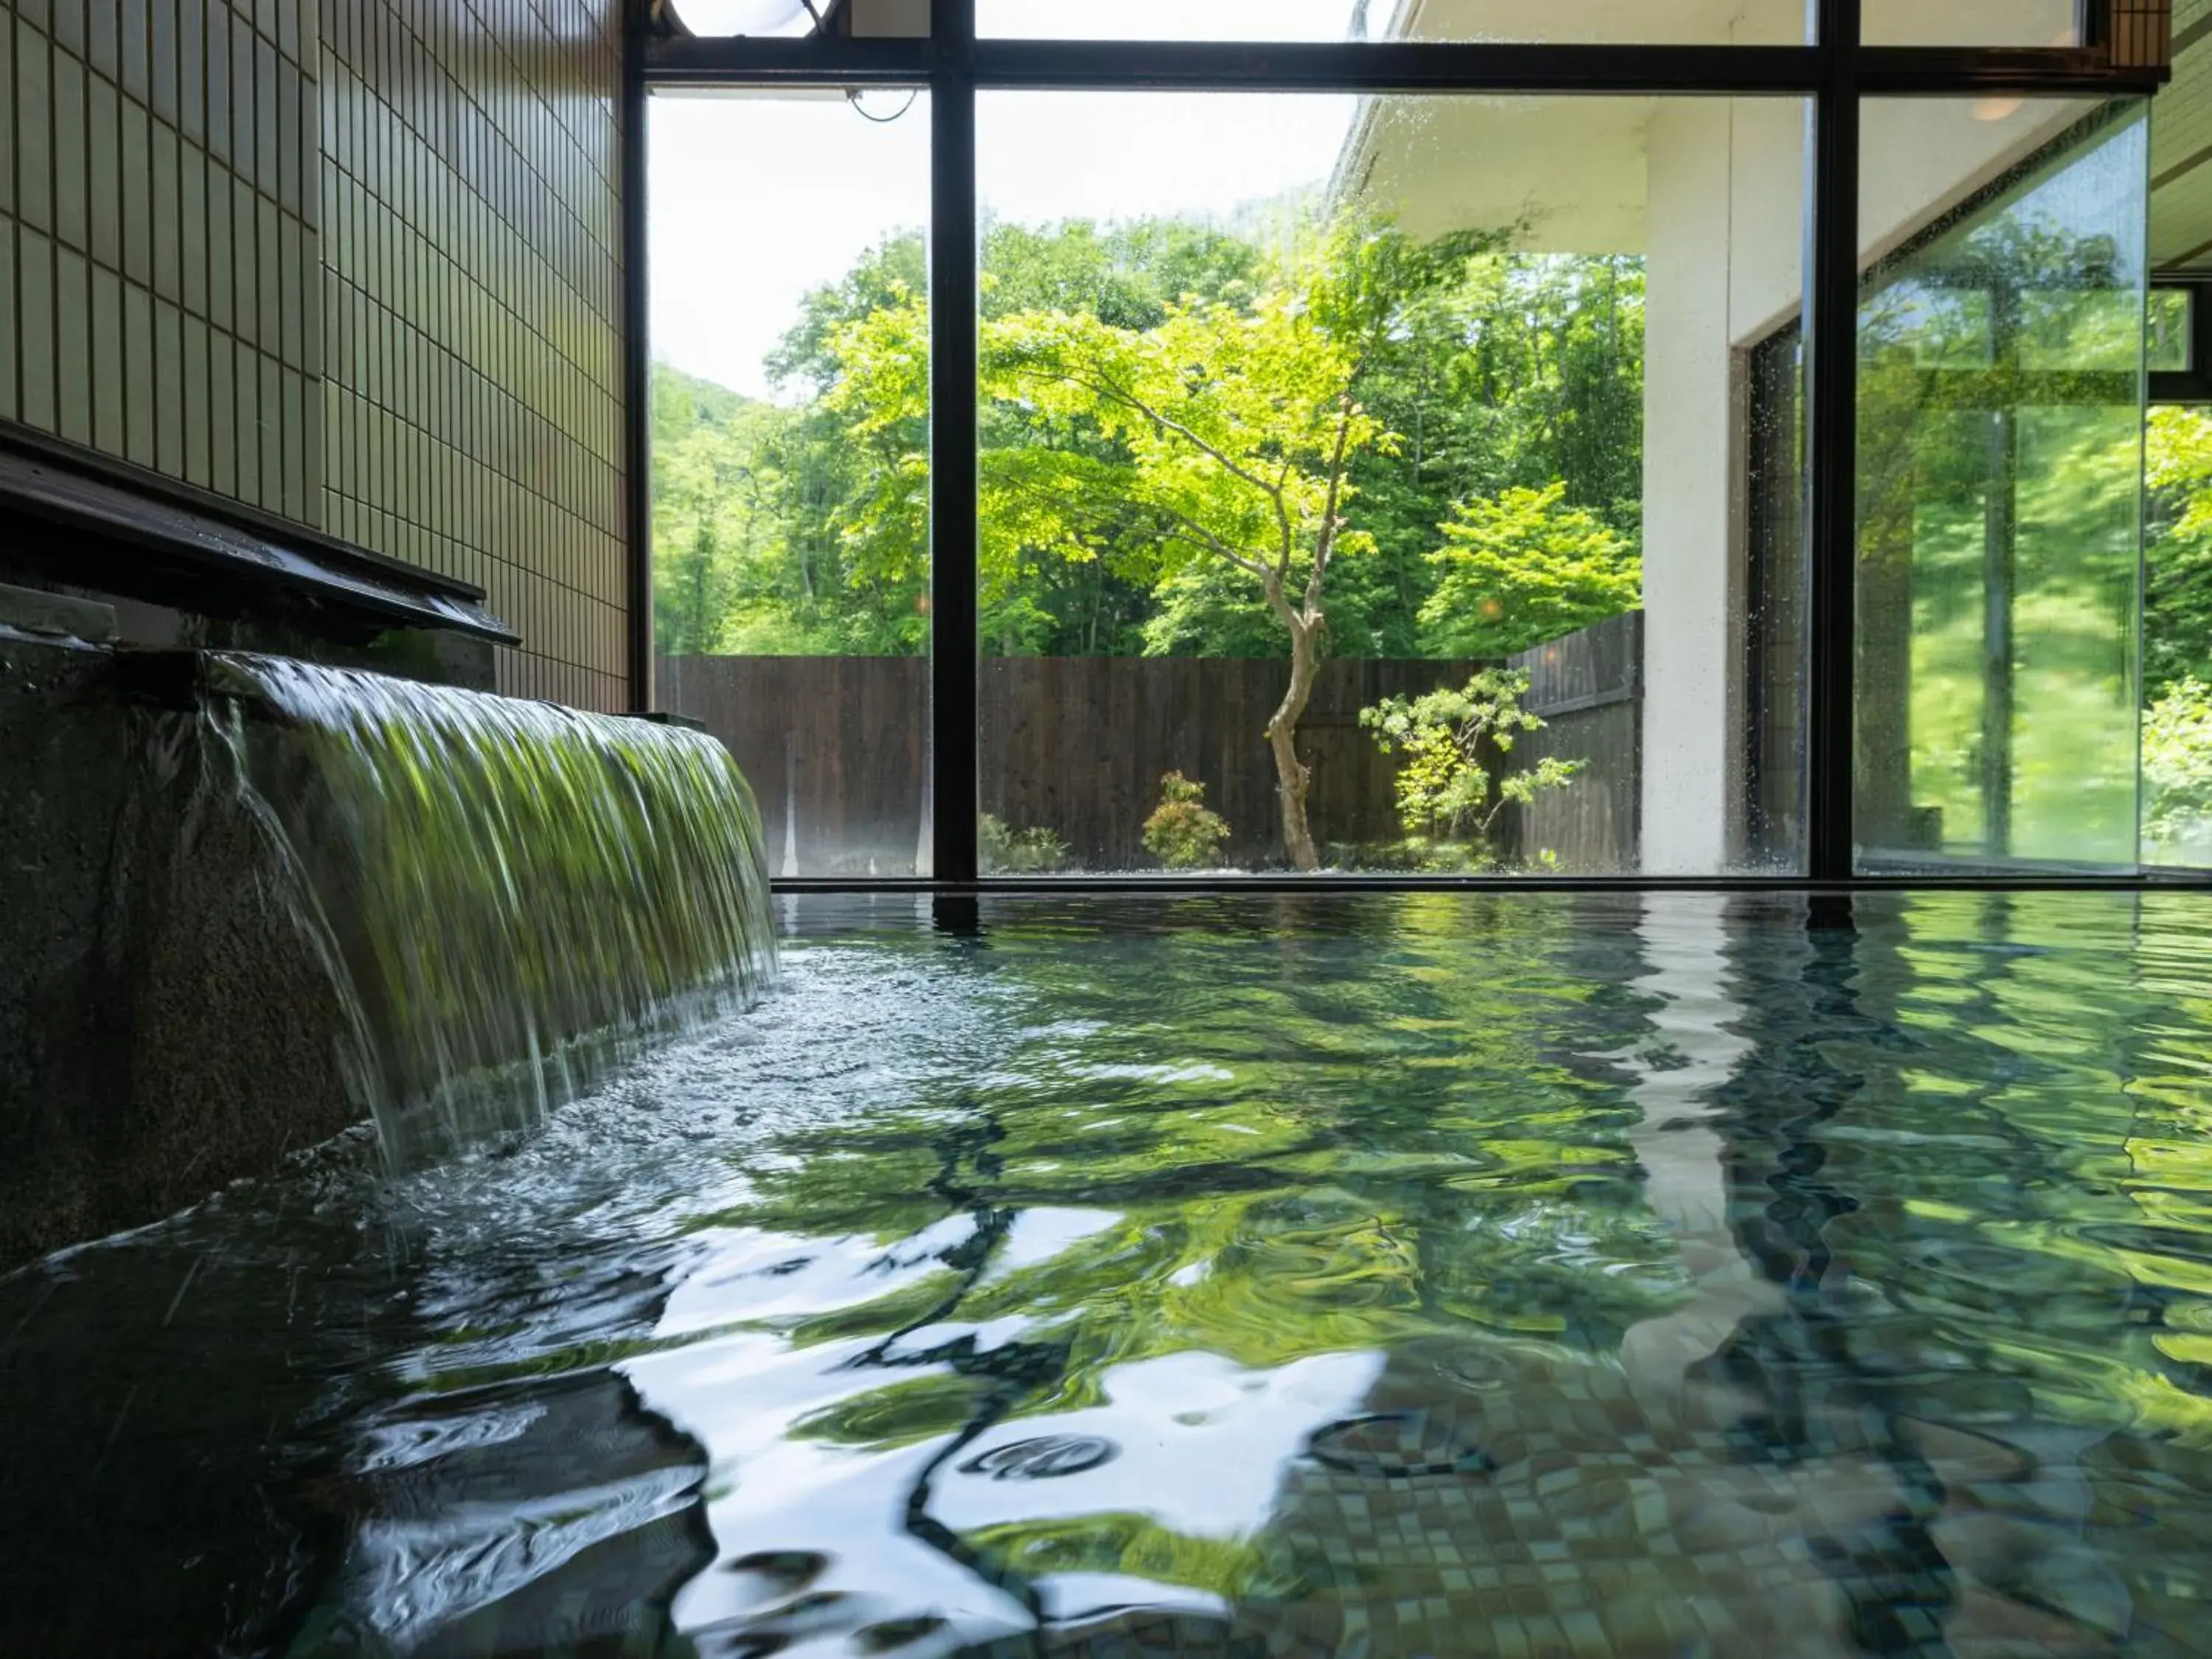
[{"xmin": 648, "ymin": 1, "xmax": 1363, "ymax": 399}]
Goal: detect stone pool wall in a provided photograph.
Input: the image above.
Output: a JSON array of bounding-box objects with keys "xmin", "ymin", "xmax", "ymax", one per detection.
[{"xmin": 0, "ymin": 628, "xmax": 357, "ymax": 1269}]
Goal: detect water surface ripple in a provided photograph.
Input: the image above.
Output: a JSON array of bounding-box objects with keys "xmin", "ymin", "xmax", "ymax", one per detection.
[{"xmin": 4, "ymin": 893, "xmax": 2211, "ymax": 1658}]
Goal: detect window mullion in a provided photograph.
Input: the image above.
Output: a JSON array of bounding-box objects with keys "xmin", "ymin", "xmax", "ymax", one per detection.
[
  {"xmin": 1805, "ymin": 0, "xmax": 1862, "ymax": 880},
  {"xmin": 930, "ymin": 0, "xmax": 980, "ymax": 883}
]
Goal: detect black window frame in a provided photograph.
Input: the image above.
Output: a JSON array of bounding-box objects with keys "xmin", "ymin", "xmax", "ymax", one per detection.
[{"xmin": 626, "ymin": 0, "xmax": 2186, "ymax": 894}]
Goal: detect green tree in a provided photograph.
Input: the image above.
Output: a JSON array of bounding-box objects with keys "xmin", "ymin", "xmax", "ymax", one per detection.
[
  {"xmin": 835, "ymin": 215, "xmax": 1499, "ymax": 869},
  {"xmin": 2144, "ymin": 677, "xmax": 2212, "ymax": 863},
  {"xmin": 769, "ymin": 232, "xmax": 935, "ymax": 655},
  {"xmin": 1343, "ymin": 254, "xmax": 1646, "ymax": 656},
  {"xmin": 659, "ymin": 223, "xmax": 1649, "ymax": 680},
  {"xmin": 650, "ymin": 367, "xmax": 796, "ymax": 655},
  {"xmin": 757, "ymin": 219, "xmax": 1270, "ymax": 659},
  {"xmin": 1417, "ymin": 483, "xmax": 1642, "ymax": 660}
]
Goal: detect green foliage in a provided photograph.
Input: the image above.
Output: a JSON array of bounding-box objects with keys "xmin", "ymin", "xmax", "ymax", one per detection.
[
  {"xmin": 2145, "ymin": 678, "xmax": 2212, "ymax": 863},
  {"xmin": 1326, "ymin": 835, "xmax": 1506, "ymax": 874},
  {"xmin": 1850, "ymin": 194, "xmax": 2150, "ymax": 861},
  {"xmin": 835, "ymin": 212, "xmax": 1527, "ymax": 866},
  {"xmin": 849, "ymin": 213, "xmax": 1507, "ymax": 651},
  {"xmin": 1346, "ymin": 254, "xmax": 1646, "ymax": 655},
  {"xmin": 651, "ymin": 356, "xmax": 926, "ymax": 658},
  {"xmin": 656, "ymin": 214, "xmax": 1649, "ymax": 681},
  {"xmin": 650, "ymin": 368, "xmax": 790, "ymax": 656},
  {"xmin": 1418, "ymin": 484, "xmax": 1642, "ymax": 659},
  {"xmin": 1141, "ymin": 773, "xmax": 1231, "ymax": 869},
  {"xmin": 2146, "ymin": 418, "xmax": 2212, "ymax": 864},
  {"xmin": 2146, "ymin": 408, "xmax": 2212, "ymax": 700},
  {"xmin": 1360, "ymin": 669, "xmax": 1582, "ymax": 849},
  {"xmin": 979, "ymin": 813, "xmax": 1073, "ymax": 874},
  {"xmin": 653, "ymin": 215, "xmax": 1652, "ymax": 863}
]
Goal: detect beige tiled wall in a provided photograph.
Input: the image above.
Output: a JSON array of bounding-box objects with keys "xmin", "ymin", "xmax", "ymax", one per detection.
[
  {"xmin": 318, "ymin": 0, "xmax": 627, "ymax": 708},
  {"xmin": 4, "ymin": 0, "xmax": 322, "ymax": 518},
  {"xmin": 3, "ymin": 0, "xmax": 631, "ymax": 710}
]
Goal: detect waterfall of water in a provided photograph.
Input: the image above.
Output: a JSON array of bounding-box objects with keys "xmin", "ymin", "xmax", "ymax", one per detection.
[{"xmin": 203, "ymin": 654, "xmax": 776, "ymax": 1165}]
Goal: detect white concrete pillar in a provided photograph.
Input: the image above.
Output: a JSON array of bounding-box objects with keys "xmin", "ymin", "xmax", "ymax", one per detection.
[{"xmin": 1639, "ymin": 102, "xmax": 1738, "ymax": 874}]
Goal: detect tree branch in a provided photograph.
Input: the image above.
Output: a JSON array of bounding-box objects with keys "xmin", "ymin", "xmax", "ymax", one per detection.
[
  {"xmin": 1308, "ymin": 390, "xmax": 1359, "ymax": 614},
  {"xmin": 1161, "ymin": 523, "xmax": 1270, "ymax": 579},
  {"xmin": 1004, "ymin": 358, "xmax": 1284, "ymax": 507},
  {"xmin": 990, "ymin": 462, "xmax": 1271, "ymax": 580},
  {"xmin": 1260, "ymin": 569, "xmax": 1304, "ymax": 640}
]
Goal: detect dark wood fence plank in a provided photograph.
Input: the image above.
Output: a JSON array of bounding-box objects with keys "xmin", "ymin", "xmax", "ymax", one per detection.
[{"xmin": 661, "ymin": 613, "xmax": 1643, "ymax": 874}]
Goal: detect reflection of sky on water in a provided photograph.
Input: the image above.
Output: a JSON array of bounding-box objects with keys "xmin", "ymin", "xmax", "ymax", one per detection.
[{"xmin": 932, "ymin": 1349, "xmax": 1386, "ymax": 1534}]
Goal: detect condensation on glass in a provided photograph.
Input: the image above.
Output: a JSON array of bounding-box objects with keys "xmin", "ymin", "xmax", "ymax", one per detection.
[
  {"xmin": 978, "ymin": 0, "xmax": 1809, "ymax": 44},
  {"xmin": 973, "ymin": 91, "xmax": 1807, "ymax": 877},
  {"xmin": 1860, "ymin": 0, "xmax": 2084, "ymax": 47},
  {"xmin": 1854, "ymin": 98, "xmax": 2149, "ymax": 872},
  {"xmin": 666, "ymin": 0, "xmax": 932, "ymax": 35},
  {"xmin": 663, "ymin": 0, "xmax": 822, "ymax": 35},
  {"xmin": 647, "ymin": 88, "xmax": 935, "ymax": 877}
]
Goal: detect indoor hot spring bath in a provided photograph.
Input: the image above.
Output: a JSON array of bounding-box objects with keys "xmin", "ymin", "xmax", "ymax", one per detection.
[{"xmin": 4, "ymin": 892, "xmax": 2212, "ymax": 1659}]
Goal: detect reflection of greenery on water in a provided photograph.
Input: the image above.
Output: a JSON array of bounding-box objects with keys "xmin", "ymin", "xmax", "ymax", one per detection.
[
  {"xmin": 270, "ymin": 894, "xmax": 2212, "ymax": 1652},
  {"xmin": 662, "ymin": 895, "xmax": 2212, "ymax": 1615},
  {"xmin": 688, "ymin": 899, "xmax": 1690, "ymax": 1595},
  {"xmin": 964, "ymin": 1512, "xmax": 1262, "ymax": 1599},
  {"xmin": 1748, "ymin": 897, "xmax": 2212, "ymax": 1451}
]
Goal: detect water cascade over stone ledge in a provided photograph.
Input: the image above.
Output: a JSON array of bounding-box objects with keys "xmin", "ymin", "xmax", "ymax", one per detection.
[{"xmin": 0, "ymin": 630, "xmax": 776, "ymax": 1267}]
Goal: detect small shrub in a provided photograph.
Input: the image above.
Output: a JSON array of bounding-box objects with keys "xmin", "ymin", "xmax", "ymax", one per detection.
[
  {"xmin": 1360, "ymin": 668, "xmax": 1582, "ymax": 856},
  {"xmin": 979, "ymin": 813, "xmax": 1071, "ymax": 874},
  {"xmin": 1141, "ymin": 772, "xmax": 1231, "ymax": 869},
  {"xmin": 1328, "ymin": 837, "xmax": 1501, "ymax": 874}
]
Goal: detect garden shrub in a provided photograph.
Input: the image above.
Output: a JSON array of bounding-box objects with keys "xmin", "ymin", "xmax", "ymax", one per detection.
[
  {"xmin": 1141, "ymin": 773, "xmax": 1231, "ymax": 869},
  {"xmin": 980, "ymin": 813, "xmax": 1072, "ymax": 874},
  {"xmin": 1360, "ymin": 668, "xmax": 1582, "ymax": 859}
]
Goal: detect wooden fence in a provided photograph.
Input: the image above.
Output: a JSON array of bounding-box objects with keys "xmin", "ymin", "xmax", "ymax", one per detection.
[
  {"xmin": 1503, "ymin": 611, "xmax": 1643, "ymax": 874},
  {"xmin": 658, "ymin": 611, "xmax": 1643, "ymax": 875}
]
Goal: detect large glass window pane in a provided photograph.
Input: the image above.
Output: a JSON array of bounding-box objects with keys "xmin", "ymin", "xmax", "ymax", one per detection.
[
  {"xmin": 1856, "ymin": 100, "xmax": 2148, "ymax": 872},
  {"xmin": 1861, "ymin": 1, "xmax": 2083, "ymax": 47},
  {"xmin": 973, "ymin": 91, "xmax": 1806, "ymax": 875},
  {"xmin": 980, "ymin": 0, "xmax": 1808, "ymax": 45},
  {"xmin": 650, "ymin": 89, "xmax": 933, "ymax": 876}
]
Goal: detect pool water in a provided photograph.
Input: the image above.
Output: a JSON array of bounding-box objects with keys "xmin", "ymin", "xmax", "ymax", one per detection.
[{"xmin": 5, "ymin": 893, "xmax": 2212, "ymax": 1658}]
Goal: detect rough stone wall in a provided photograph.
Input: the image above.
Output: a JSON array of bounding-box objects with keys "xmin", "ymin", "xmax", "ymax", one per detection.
[{"xmin": 0, "ymin": 630, "xmax": 355, "ymax": 1267}]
